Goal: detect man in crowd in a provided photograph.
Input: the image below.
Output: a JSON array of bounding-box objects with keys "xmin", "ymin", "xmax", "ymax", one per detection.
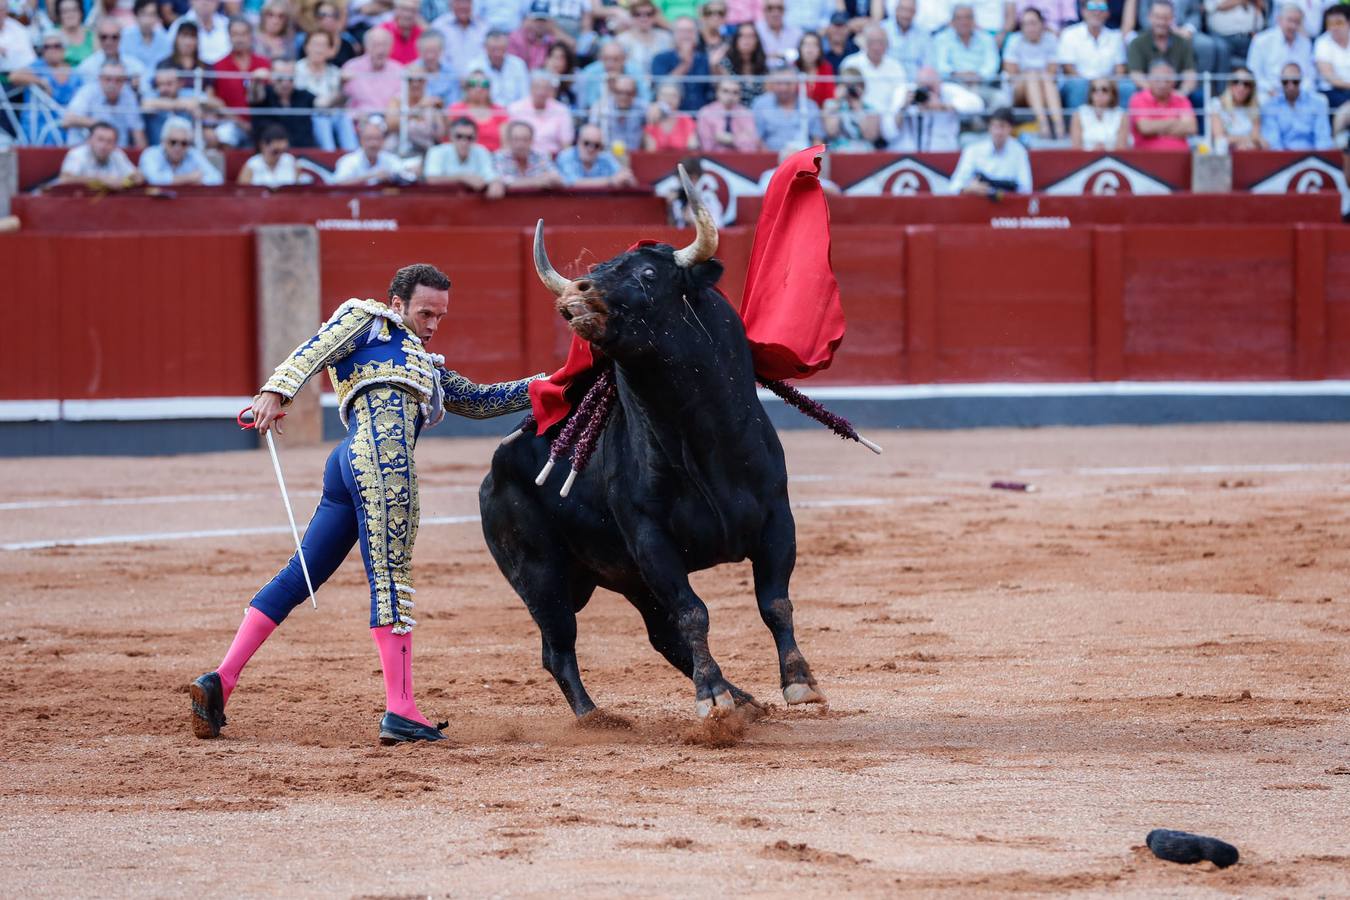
[
  {"xmin": 507, "ymin": 69, "xmax": 574, "ymax": 156},
  {"xmin": 785, "ymin": 0, "xmax": 835, "ymax": 34},
  {"xmin": 1057, "ymin": 0, "xmax": 1129, "ymax": 108},
  {"xmin": 1260, "ymin": 60, "xmax": 1332, "ymax": 148},
  {"xmin": 76, "ymin": 17, "xmax": 148, "ymax": 85},
  {"xmin": 249, "ymin": 58, "xmax": 317, "ymax": 148},
  {"xmin": 143, "ymin": 62, "xmax": 220, "ymax": 144},
  {"xmin": 335, "ymin": 116, "xmax": 404, "ymax": 183},
  {"xmin": 0, "ymin": 0, "xmax": 37, "ymax": 130},
  {"xmin": 342, "ymin": 27, "xmax": 406, "ymax": 119},
  {"xmin": 883, "ymin": 65, "xmax": 975, "ymax": 151},
  {"xmin": 1170, "ymin": 0, "xmax": 1229, "ymax": 76},
  {"xmin": 883, "ymin": 0, "xmax": 931, "ymax": 81},
  {"xmin": 841, "ymin": 23, "xmax": 910, "ymax": 112},
  {"xmin": 948, "ymin": 107, "xmax": 1032, "ymax": 194},
  {"xmin": 62, "ymin": 62, "xmax": 147, "ymax": 148},
  {"xmin": 1202, "ymin": 0, "xmax": 1264, "ymax": 69},
  {"xmin": 423, "ymin": 115, "xmax": 504, "ymax": 196},
  {"xmin": 467, "ymin": 29, "xmax": 528, "ymax": 105},
  {"xmin": 381, "ymin": 0, "xmax": 423, "ymax": 64},
  {"xmin": 576, "ymin": 39, "xmax": 646, "ymax": 111},
  {"xmin": 752, "ymin": 68, "xmax": 824, "ymax": 151},
  {"xmin": 509, "ymin": 1, "xmax": 567, "ymax": 69},
  {"xmin": 1317, "ymin": 6, "xmax": 1350, "ymax": 112},
  {"xmin": 555, "ymin": 122, "xmax": 638, "ymax": 188},
  {"xmin": 121, "ymin": 0, "xmax": 171, "ymax": 76},
  {"xmin": 1127, "ymin": 59, "xmax": 1197, "ymax": 149},
  {"xmin": 755, "ymin": 0, "xmax": 801, "ymax": 68},
  {"xmin": 652, "ymin": 15, "xmax": 711, "ymax": 111},
  {"xmin": 408, "ymin": 31, "xmax": 457, "ymax": 107},
  {"xmin": 493, "ymin": 119, "xmax": 564, "ymax": 190},
  {"xmin": 214, "ymin": 17, "xmax": 271, "ymax": 147},
  {"xmin": 431, "ymin": 0, "xmax": 488, "ymax": 78},
  {"xmin": 697, "ymin": 77, "xmax": 762, "ymax": 150},
  {"xmin": 169, "ymin": 0, "xmax": 231, "ymax": 65},
  {"xmin": 1127, "ymin": 0, "xmax": 1198, "ymax": 98},
  {"xmin": 930, "ymin": 5, "xmax": 1004, "ymax": 110},
  {"xmin": 1247, "ymin": 3, "xmax": 1314, "ymax": 99},
  {"xmin": 59, "ymin": 121, "xmax": 144, "ymax": 187},
  {"xmin": 589, "ymin": 73, "xmax": 645, "ymax": 151},
  {"xmin": 138, "ymin": 115, "xmax": 224, "ymax": 184},
  {"xmin": 821, "ymin": 11, "xmax": 858, "ymax": 70}
]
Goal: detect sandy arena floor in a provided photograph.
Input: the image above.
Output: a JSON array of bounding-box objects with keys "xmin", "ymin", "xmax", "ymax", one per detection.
[{"xmin": 1, "ymin": 424, "xmax": 1348, "ymax": 897}]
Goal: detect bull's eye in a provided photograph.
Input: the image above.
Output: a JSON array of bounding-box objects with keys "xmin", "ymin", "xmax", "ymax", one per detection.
[{"xmin": 641, "ymin": 268, "xmax": 655, "ymax": 280}]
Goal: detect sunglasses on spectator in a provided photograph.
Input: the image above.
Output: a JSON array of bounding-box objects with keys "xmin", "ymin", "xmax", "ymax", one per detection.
[
  {"xmin": 580, "ymin": 140, "xmax": 603, "ymax": 148},
  {"xmin": 42, "ymin": 41, "xmax": 64, "ymax": 49},
  {"xmin": 1233, "ymin": 78, "xmax": 1252, "ymax": 86},
  {"xmin": 633, "ymin": 8, "xmax": 654, "ymax": 16},
  {"xmin": 466, "ymin": 77, "xmax": 490, "ymax": 87},
  {"xmin": 98, "ymin": 32, "xmax": 120, "ymax": 41},
  {"xmin": 451, "ymin": 132, "xmax": 475, "ymax": 140},
  {"xmin": 166, "ymin": 139, "xmax": 190, "ymax": 146},
  {"xmin": 1091, "ymin": 85, "xmax": 1110, "ymax": 92},
  {"xmin": 764, "ymin": 3, "xmax": 784, "ymax": 8},
  {"xmin": 703, "ymin": 6, "xmax": 726, "ymax": 14},
  {"xmin": 1281, "ymin": 77, "xmax": 1300, "ymax": 84},
  {"xmin": 1085, "ymin": 1, "xmax": 1108, "ymax": 9}
]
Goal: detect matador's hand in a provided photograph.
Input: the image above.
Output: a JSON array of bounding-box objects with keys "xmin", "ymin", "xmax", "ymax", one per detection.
[{"xmin": 252, "ymin": 391, "xmax": 285, "ymax": 435}]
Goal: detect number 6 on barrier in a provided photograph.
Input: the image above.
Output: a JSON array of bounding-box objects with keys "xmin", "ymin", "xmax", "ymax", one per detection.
[{"xmin": 238, "ymin": 406, "xmax": 317, "ymax": 610}]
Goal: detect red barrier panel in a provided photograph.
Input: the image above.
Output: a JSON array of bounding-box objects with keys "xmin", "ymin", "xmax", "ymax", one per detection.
[
  {"xmin": 1326, "ymin": 229, "xmax": 1350, "ymax": 379},
  {"xmin": 0, "ymin": 233, "xmax": 256, "ymax": 401}
]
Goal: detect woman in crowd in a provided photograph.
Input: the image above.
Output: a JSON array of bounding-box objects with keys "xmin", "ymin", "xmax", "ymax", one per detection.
[
  {"xmin": 1207, "ymin": 66, "xmax": 1265, "ymax": 150},
  {"xmin": 1002, "ymin": 7, "xmax": 1064, "ymax": 139},
  {"xmin": 821, "ymin": 65, "xmax": 880, "ymax": 151},
  {"xmin": 255, "ymin": 0, "xmax": 297, "ymax": 61},
  {"xmin": 302, "ymin": 0, "xmax": 359, "ymax": 67},
  {"xmin": 384, "ymin": 71, "xmax": 445, "ymax": 156},
  {"xmin": 445, "ymin": 69, "xmax": 509, "ymax": 152},
  {"xmin": 55, "ymin": 0, "xmax": 94, "ymax": 66},
  {"xmin": 643, "ymin": 80, "xmax": 698, "ymax": 150},
  {"xmin": 239, "ymin": 123, "xmax": 302, "ymax": 186},
  {"xmin": 1069, "ymin": 76, "xmax": 1128, "ymax": 149},
  {"xmin": 796, "ymin": 31, "xmax": 835, "ymax": 107},
  {"xmin": 615, "ymin": 0, "xmax": 673, "ymax": 76},
  {"xmin": 295, "ymin": 30, "xmax": 356, "ymax": 150},
  {"xmin": 719, "ymin": 21, "xmax": 767, "ymax": 105},
  {"xmin": 157, "ymin": 20, "xmax": 203, "ymax": 79},
  {"xmin": 545, "ymin": 42, "xmax": 578, "ymax": 108}
]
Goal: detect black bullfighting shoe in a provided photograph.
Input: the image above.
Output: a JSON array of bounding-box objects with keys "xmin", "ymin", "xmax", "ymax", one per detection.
[
  {"xmin": 378, "ymin": 712, "xmax": 448, "ymax": 745},
  {"xmin": 189, "ymin": 671, "xmax": 228, "ymax": 739}
]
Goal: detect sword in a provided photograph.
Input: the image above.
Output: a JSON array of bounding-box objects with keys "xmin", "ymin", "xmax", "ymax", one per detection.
[{"xmin": 238, "ymin": 407, "xmax": 317, "ymax": 609}]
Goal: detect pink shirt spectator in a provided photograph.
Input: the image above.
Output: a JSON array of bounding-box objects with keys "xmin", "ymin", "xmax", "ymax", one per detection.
[
  {"xmin": 696, "ymin": 101, "xmax": 761, "ymax": 151},
  {"xmin": 1017, "ymin": 0, "xmax": 1080, "ymax": 31},
  {"xmin": 1127, "ymin": 90, "xmax": 1192, "ymax": 150},
  {"xmin": 380, "ymin": 21, "xmax": 424, "ymax": 65},
  {"xmin": 342, "ymin": 55, "xmax": 407, "ymax": 114},
  {"xmin": 726, "ymin": 0, "xmax": 762, "ymax": 24},
  {"xmin": 505, "ymin": 96, "xmax": 576, "ymax": 157},
  {"xmin": 507, "ymin": 27, "xmax": 553, "ymax": 70}
]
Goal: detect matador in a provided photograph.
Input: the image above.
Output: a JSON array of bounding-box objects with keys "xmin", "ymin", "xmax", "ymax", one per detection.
[{"xmin": 190, "ymin": 263, "xmax": 540, "ymax": 744}]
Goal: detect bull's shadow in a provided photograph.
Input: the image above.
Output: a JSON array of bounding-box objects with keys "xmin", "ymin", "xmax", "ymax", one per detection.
[{"xmin": 479, "ymin": 168, "xmax": 826, "ymax": 728}]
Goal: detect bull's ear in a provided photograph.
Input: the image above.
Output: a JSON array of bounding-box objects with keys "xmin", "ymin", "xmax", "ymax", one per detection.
[{"xmin": 686, "ymin": 258, "xmax": 724, "ymax": 291}]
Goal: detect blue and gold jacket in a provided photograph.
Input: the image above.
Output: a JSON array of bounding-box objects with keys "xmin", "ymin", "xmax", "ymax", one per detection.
[{"xmin": 260, "ymin": 298, "xmax": 539, "ymax": 428}]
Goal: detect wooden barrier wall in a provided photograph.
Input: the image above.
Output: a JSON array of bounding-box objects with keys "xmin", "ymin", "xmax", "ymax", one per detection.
[{"xmin": 3, "ymin": 224, "xmax": 1348, "ymax": 402}]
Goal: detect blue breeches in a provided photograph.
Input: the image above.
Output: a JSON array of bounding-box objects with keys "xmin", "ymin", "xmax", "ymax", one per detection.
[{"xmin": 251, "ymin": 387, "xmax": 421, "ymax": 631}]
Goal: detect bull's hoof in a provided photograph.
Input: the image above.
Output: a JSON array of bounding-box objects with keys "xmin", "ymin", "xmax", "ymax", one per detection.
[
  {"xmin": 694, "ymin": 690, "xmax": 735, "ymax": 718},
  {"xmin": 783, "ymin": 682, "xmax": 828, "ymax": 706},
  {"xmin": 577, "ymin": 708, "xmax": 633, "ymax": 730}
]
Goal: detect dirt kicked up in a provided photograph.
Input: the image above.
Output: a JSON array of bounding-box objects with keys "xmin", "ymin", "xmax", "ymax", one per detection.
[{"xmin": 1, "ymin": 424, "xmax": 1348, "ymax": 896}]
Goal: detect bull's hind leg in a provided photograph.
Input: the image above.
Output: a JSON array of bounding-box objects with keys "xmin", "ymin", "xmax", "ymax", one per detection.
[{"xmin": 753, "ymin": 505, "xmax": 826, "ymax": 706}]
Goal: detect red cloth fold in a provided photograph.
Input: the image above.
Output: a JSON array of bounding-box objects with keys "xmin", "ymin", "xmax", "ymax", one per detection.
[{"xmin": 528, "ymin": 146, "xmax": 842, "ymax": 431}]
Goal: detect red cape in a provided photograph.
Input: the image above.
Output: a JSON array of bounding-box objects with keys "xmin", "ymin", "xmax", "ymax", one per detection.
[{"xmin": 528, "ymin": 146, "xmax": 842, "ymax": 431}]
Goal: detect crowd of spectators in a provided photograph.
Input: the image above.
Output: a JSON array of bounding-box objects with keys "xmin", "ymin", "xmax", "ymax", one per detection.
[{"xmin": 2, "ymin": 0, "xmax": 1348, "ymax": 193}]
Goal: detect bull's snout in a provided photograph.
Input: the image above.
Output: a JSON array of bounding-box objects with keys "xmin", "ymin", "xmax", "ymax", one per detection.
[{"xmin": 557, "ymin": 281, "xmax": 609, "ymax": 341}]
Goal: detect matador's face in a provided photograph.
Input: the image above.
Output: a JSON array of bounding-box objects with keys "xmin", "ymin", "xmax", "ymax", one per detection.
[{"xmin": 394, "ymin": 286, "xmax": 449, "ymax": 344}]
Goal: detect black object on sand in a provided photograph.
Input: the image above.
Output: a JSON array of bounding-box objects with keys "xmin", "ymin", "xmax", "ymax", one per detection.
[{"xmin": 1146, "ymin": 829, "xmax": 1240, "ymax": 868}]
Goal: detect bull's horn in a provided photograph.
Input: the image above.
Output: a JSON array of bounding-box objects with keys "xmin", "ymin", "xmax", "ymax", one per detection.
[
  {"xmin": 673, "ymin": 164, "xmax": 718, "ymax": 268},
  {"xmin": 533, "ymin": 219, "xmax": 571, "ymax": 297}
]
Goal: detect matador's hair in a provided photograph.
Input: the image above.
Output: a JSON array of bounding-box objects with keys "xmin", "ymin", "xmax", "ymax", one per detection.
[{"xmin": 388, "ymin": 263, "xmax": 451, "ymax": 303}]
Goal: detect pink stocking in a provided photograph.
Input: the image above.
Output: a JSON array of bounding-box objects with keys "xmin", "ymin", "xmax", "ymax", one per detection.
[
  {"xmin": 217, "ymin": 607, "xmax": 278, "ymax": 704},
  {"xmin": 371, "ymin": 625, "xmax": 431, "ymax": 726}
]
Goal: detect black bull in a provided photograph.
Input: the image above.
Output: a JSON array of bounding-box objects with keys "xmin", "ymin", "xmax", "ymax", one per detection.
[{"xmin": 478, "ymin": 175, "xmax": 826, "ymax": 723}]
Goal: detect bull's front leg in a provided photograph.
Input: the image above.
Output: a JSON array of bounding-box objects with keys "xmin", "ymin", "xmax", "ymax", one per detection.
[
  {"xmin": 630, "ymin": 519, "xmax": 736, "ymax": 718},
  {"xmin": 752, "ymin": 504, "xmax": 826, "ymax": 706}
]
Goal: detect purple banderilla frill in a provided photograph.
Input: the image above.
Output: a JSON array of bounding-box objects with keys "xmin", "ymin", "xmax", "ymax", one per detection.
[
  {"xmin": 756, "ymin": 377, "xmax": 882, "ymax": 454},
  {"xmin": 532, "ymin": 367, "xmax": 618, "ymax": 496}
]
